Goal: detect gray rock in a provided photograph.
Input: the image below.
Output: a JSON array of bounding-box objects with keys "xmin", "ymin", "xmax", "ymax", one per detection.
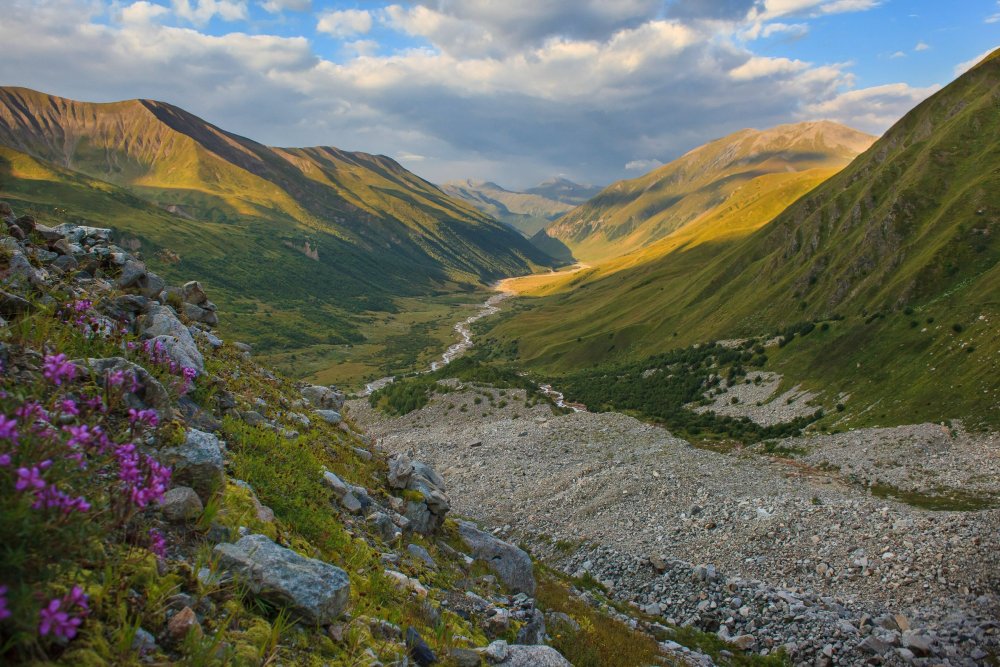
[
  {"xmin": 301, "ymin": 384, "xmax": 345, "ymax": 410},
  {"xmin": 545, "ymin": 612, "xmax": 580, "ymax": 634},
  {"xmin": 138, "ymin": 304, "xmax": 204, "ymax": 372},
  {"xmin": 388, "ymin": 453, "xmax": 451, "ymax": 534},
  {"xmin": 322, "ymin": 470, "xmax": 349, "ymax": 497},
  {"xmin": 450, "ymin": 648, "xmax": 483, "ymax": 667},
  {"xmin": 482, "ymin": 641, "xmax": 570, "ymax": 666},
  {"xmin": 368, "ymin": 512, "xmax": 401, "ymax": 543},
  {"xmin": 161, "ymin": 486, "xmax": 204, "ymax": 523},
  {"xmin": 80, "ymin": 357, "xmax": 174, "ymax": 418},
  {"xmin": 158, "ymin": 429, "xmax": 225, "ymax": 502},
  {"xmin": 183, "ymin": 302, "xmax": 219, "ymax": 327},
  {"xmin": 407, "ymin": 544, "xmax": 437, "ymax": 569},
  {"xmin": 131, "ymin": 627, "xmax": 158, "ymax": 655},
  {"xmin": 340, "ymin": 492, "xmax": 363, "ymax": 514},
  {"xmin": 213, "ymin": 534, "xmax": 350, "ymax": 625},
  {"xmin": 117, "ymin": 260, "xmax": 147, "ymax": 288},
  {"xmin": 314, "ymin": 409, "xmax": 343, "ymax": 425},
  {"xmin": 514, "ymin": 609, "xmax": 545, "ymax": 645},
  {"xmin": 182, "ymin": 281, "xmax": 208, "ymax": 305},
  {"xmin": 901, "ymin": 631, "xmax": 933, "ymax": 657},
  {"xmin": 457, "ymin": 521, "xmax": 535, "ymax": 595}
]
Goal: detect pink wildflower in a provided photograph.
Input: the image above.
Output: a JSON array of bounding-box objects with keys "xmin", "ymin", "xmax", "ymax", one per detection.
[
  {"xmin": 38, "ymin": 587, "xmax": 88, "ymax": 640},
  {"xmin": 106, "ymin": 370, "xmax": 126, "ymax": 387},
  {"xmin": 15, "ymin": 463, "xmax": 48, "ymax": 492},
  {"xmin": 0, "ymin": 585, "xmax": 10, "ymax": 621},
  {"xmin": 0, "ymin": 415, "xmax": 17, "ymax": 443},
  {"xmin": 59, "ymin": 399, "xmax": 80, "ymax": 417},
  {"xmin": 42, "ymin": 354, "xmax": 77, "ymax": 386},
  {"xmin": 148, "ymin": 529, "xmax": 167, "ymax": 559}
]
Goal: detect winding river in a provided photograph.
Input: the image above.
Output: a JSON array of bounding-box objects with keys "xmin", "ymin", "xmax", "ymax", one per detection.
[{"xmin": 363, "ymin": 267, "xmax": 587, "ymax": 413}]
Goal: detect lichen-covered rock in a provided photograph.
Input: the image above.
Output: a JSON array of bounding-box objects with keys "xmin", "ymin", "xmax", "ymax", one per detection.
[
  {"xmin": 213, "ymin": 534, "xmax": 350, "ymax": 625},
  {"xmin": 388, "ymin": 453, "xmax": 450, "ymax": 534},
  {"xmin": 158, "ymin": 428, "xmax": 225, "ymax": 502},
  {"xmin": 457, "ymin": 521, "xmax": 536, "ymax": 595}
]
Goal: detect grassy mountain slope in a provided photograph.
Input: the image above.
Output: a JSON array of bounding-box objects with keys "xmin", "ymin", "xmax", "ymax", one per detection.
[
  {"xmin": 487, "ymin": 49, "xmax": 1000, "ymax": 428},
  {"xmin": 0, "ymin": 87, "xmax": 557, "ymax": 372},
  {"xmin": 440, "ymin": 179, "xmax": 577, "ymax": 237},
  {"xmin": 548, "ymin": 121, "xmax": 874, "ymax": 262}
]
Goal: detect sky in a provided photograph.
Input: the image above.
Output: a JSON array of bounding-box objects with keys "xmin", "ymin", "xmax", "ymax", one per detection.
[{"xmin": 0, "ymin": 1, "xmax": 997, "ymax": 189}]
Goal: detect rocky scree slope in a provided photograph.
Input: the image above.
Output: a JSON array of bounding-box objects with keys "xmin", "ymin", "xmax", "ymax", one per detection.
[
  {"xmin": 349, "ymin": 380, "xmax": 1000, "ymax": 667},
  {"xmin": 0, "ymin": 200, "xmax": 677, "ymax": 666}
]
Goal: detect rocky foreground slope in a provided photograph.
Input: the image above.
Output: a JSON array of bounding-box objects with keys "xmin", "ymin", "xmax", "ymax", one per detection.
[
  {"xmin": 350, "ymin": 381, "xmax": 1000, "ymax": 666},
  {"xmin": 0, "ymin": 201, "xmax": 694, "ymax": 666}
]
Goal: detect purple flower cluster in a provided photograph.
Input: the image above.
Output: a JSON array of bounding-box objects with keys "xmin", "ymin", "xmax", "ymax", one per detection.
[
  {"xmin": 14, "ymin": 460, "xmax": 91, "ymax": 515},
  {"xmin": 38, "ymin": 586, "xmax": 89, "ymax": 640},
  {"xmin": 148, "ymin": 528, "xmax": 167, "ymax": 559},
  {"xmin": 0, "ymin": 585, "xmax": 11, "ymax": 621},
  {"xmin": 128, "ymin": 408, "xmax": 159, "ymax": 430},
  {"xmin": 42, "ymin": 354, "xmax": 77, "ymax": 387},
  {"xmin": 114, "ymin": 443, "xmax": 171, "ymax": 508},
  {"xmin": 139, "ymin": 340, "xmax": 198, "ymax": 396}
]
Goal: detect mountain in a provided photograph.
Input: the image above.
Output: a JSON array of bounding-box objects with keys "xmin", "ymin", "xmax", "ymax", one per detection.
[
  {"xmin": 524, "ymin": 177, "xmax": 602, "ymax": 205},
  {"xmin": 547, "ymin": 121, "xmax": 875, "ymax": 262},
  {"xmin": 0, "ymin": 87, "xmax": 557, "ymax": 355},
  {"xmin": 488, "ymin": 49, "xmax": 1000, "ymax": 428},
  {"xmin": 440, "ymin": 177, "xmax": 599, "ymax": 237}
]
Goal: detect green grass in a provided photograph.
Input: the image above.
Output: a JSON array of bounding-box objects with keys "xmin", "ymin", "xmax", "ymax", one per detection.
[{"xmin": 868, "ymin": 484, "xmax": 998, "ymax": 512}]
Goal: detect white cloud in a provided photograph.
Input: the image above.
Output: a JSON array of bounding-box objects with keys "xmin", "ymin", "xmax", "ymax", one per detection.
[
  {"xmin": 730, "ymin": 56, "xmax": 809, "ymax": 80},
  {"xmin": 889, "ymin": 51, "xmax": 905, "ymax": 59},
  {"xmin": 120, "ymin": 1, "xmax": 169, "ymax": 24},
  {"xmin": 954, "ymin": 49, "xmax": 995, "ymax": 76},
  {"xmin": 755, "ymin": 0, "xmax": 879, "ymax": 20},
  {"xmin": 914, "ymin": 41, "xmax": 929, "ymax": 51},
  {"xmin": 987, "ymin": 13, "xmax": 1000, "ymax": 24},
  {"xmin": 171, "ymin": 0, "xmax": 248, "ymax": 24},
  {"xmin": 800, "ymin": 82, "xmax": 939, "ymax": 132},
  {"xmin": 260, "ymin": 0, "xmax": 310, "ymax": 13},
  {"xmin": 625, "ymin": 158, "xmax": 663, "ymax": 171},
  {"xmin": 317, "ymin": 9, "xmax": 373, "ymax": 38}
]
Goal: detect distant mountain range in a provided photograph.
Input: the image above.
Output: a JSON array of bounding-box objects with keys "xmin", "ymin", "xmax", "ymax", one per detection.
[
  {"xmin": 0, "ymin": 87, "xmax": 557, "ymax": 352},
  {"xmin": 440, "ymin": 177, "xmax": 601, "ymax": 237},
  {"xmin": 547, "ymin": 120, "xmax": 875, "ymax": 263},
  {"xmin": 488, "ymin": 48, "xmax": 1000, "ymax": 428}
]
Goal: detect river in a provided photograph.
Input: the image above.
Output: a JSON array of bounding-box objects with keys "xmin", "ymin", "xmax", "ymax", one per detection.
[{"xmin": 363, "ymin": 268, "xmax": 587, "ymax": 412}]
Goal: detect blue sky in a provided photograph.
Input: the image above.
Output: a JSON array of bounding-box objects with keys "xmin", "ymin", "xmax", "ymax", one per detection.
[{"xmin": 1, "ymin": 0, "xmax": 997, "ymax": 188}]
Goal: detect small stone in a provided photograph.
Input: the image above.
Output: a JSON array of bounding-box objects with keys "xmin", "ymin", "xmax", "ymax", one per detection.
[
  {"xmin": 406, "ymin": 627, "xmax": 437, "ymax": 666},
  {"xmin": 166, "ymin": 607, "xmax": 202, "ymax": 644},
  {"xmin": 341, "ymin": 492, "xmax": 363, "ymax": 514},
  {"xmin": 161, "ymin": 486, "xmax": 204, "ymax": 523},
  {"xmin": 450, "ymin": 648, "xmax": 483, "ymax": 667}
]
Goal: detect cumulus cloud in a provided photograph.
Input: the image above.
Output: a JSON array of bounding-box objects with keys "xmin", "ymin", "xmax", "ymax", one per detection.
[
  {"xmin": 171, "ymin": 0, "xmax": 248, "ymax": 24},
  {"xmin": 914, "ymin": 41, "xmax": 929, "ymax": 51},
  {"xmin": 800, "ymin": 82, "xmax": 938, "ymax": 132},
  {"xmin": 0, "ymin": 0, "xmax": 929, "ymax": 187},
  {"xmin": 317, "ymin": 9, "xmax": 373, "ymax": 38}
]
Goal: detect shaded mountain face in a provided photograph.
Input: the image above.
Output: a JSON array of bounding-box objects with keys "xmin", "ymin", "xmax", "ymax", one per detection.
[
  {"xmin": 487, "ymin": 49, "xmax": 1000, "ymax": 427},
  {"xmin": 0, "ymin": 87, "xmax": 557, "ymax": 351},
  {"xmin": 439, "ymin": 178, "xmax": 599, "ymax": 238},
  {"xmin": 547, "ymin": 121, "xmax": 875, "ymax": 262}
]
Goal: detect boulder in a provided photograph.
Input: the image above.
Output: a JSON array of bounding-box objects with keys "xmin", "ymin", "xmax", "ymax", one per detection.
[
  {"xmin": 161, "ymin": 486, "xmax": 204, "ymax": 523},
  {"xmin": 388, "ymin": 453, "xmax": 451, "ymax": 534},
  {"xmin": 138, "ymin": 305, "xmax": 205, "ymax": 372},
  {"xmin": 314, "ymin": 409, "xmax": 342, "ymax": 425},
  {"xmin": 407, "ymin": 543, "xmax": 437, "ymax": 569},
  {"xmin": 406, "ymin": 627, "xmax": 437, "ymax": 667},
  {"xmin": 182, "ymin": 281, "xmax": 208, "ymax": 305},
  {"xmin": 457, "ymin": 521, "xmax": 535, "ymax": 595},
  {"xmin": 482, "ymin": 641, "xmax": 570, "ymax": 667},
  {"xmin": 158, "ymin": 428, "xmax": 225, "ymax": 502},
  {"xmin": 80, "ymin": 357, "xmax": 173, "ymax": 419},
  {"xmin": 214, "ymin": 534, "xmax": 350, "ymax": 625},
  {"xmin": 300, "ymin": 384, "xmax": 345, "ymax": 410},
  {"xmin": 514, "ymin": 609, "xmax": 545, "ymax": 645}
]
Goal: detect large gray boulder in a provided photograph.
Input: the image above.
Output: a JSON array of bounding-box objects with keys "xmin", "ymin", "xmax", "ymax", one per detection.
[
  {"xmin": 388, "ymin": 453, "xmax": 450, "ymax": 534},
  {"xmin": 457, "ymin": 521, "xmax": 536, "ymax": 595},
  {"xmin": 300, "ymin": 385, "xmax": 345, "ymax": 411},
  {"xmin": 158, "ymin": 428, "xmax": 224, "ymax": 502},
  {"xmin": 80, "ymin": 357, "xmax": 173, "ymax": 419},
  {"xmin": 482, "ymin": 641, "xmax": 570, "ymax": 667},
  {"xmin": 138, "ymin": 304, "xmax": 205, "ymax": 372},
  {"xmin": 214, "ymin": 534, "xmax": 350, "ymax": 625}
]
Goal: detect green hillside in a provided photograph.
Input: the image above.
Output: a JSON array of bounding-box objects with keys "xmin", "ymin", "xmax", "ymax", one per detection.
[
  {"xmin": 0, "ymin": 87, "xmax": 557, "ymax": 377},
  {"xmin": 548, "ymin": 121, "xmax": 874, "ymax": 262},
  {"xmin": 487, "ymin": 49, "xmax": 1000, "ymax": 428}
]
